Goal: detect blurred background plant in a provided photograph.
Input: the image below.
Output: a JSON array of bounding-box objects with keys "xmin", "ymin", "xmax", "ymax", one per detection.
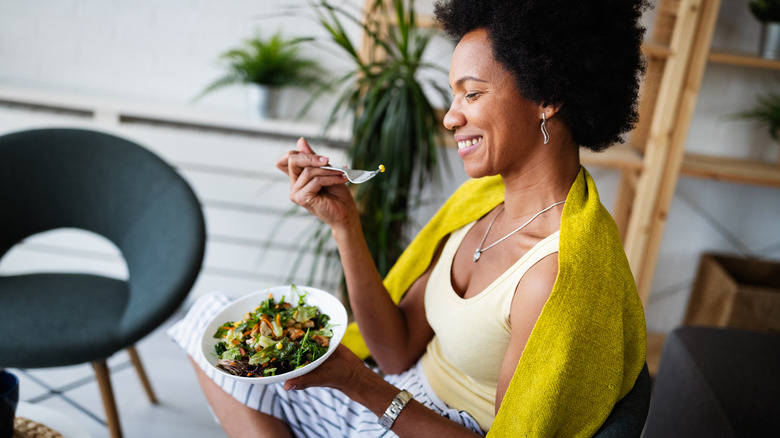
[
  {"xmin": 732, "ymin": 93, "xmax": 780, "ymax": 140},
  {"xmin": 750, "ymin": 0, "xmax": 780, "ymax": 23},
  {"xmin": 749, "ymin": 0, "xmax": 780, "ymax": 59},
  {"xmin": 196, "ymin": 31, "xmax": 326, "ymax": 118},
  {"xmin": 284, "ymin": 0, "xmax": 450, "ymax": 289}
]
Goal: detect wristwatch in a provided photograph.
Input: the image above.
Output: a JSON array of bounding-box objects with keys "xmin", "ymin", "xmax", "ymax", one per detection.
[{"xmin": 379, "ymin": 389, "xmax": 413, "ymax": 430}]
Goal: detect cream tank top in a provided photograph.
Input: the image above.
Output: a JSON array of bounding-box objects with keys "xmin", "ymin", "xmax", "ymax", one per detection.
[{"xmin": 420, "ymin": 220, "xmax": 560, "ymax": 432}]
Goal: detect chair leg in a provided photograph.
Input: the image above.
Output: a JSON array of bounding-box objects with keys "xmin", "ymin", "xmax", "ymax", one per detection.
[
  {"xmin": 127, "ymin": 345, "xmax": 158, "ymax": 404},
  {"xmin": 92, "ymin": 360, "xmax": 123, "ymax": 438}
]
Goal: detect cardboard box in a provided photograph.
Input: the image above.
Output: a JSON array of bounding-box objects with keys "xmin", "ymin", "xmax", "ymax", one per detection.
[{"xmin": 684, "ymin": 253, "xmax": 780, "ymax": 333}]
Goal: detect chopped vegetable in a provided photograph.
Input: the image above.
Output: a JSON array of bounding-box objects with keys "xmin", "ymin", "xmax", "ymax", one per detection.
[{"xmin": 213, "ymin": 285, "xmax": 333, "ymax": 377}]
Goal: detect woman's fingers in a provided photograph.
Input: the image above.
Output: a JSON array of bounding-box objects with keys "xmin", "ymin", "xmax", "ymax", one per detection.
[
  {"xmin": 286, "ymin": 138, "xmax": 332, "ymax": 183},
  {"xmin": 277, "ymin": 137, "xmax": 347, "ymax": 187},
  {"xmin": 282, "ymin": 345, "xmax": 364, "ymax": 392},
  {"xmin": 290, "ymin": 171, "xmax": 345, "ymax": 208},
  {"xmin": 275, "ymin": 137, "xmax": 319, "ymax": 176},
  {"xmin": 286, "ymin": 138, "xmax": 349, "ymax": 195},
  {"xmin": 288, "ymin": 152, "xmax": 329, "ymax": 178},
  {"xmin": 296, "ymin": 136, "xmax": 315, "ymax": 154},
  {"xmin": 274, "ymin": 136, "xmax": 352, "ymax": 224},
  {"xmin": 275, "ymin": 150, "xmax": 295, "ymax": 174},
  {"xmin": 287, "ymin": 153, "xmax": 346, "ymax": 204}
]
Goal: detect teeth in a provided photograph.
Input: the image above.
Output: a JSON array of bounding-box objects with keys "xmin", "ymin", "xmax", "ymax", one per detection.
[{"xmin": 457, "ymin": 137, "xmax": 482, "ymax": 149}]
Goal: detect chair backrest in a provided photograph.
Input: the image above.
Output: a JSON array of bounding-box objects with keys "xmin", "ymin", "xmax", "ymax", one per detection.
[
  {"xmin": 0, "ymin": 128, "xmax": 206, "ymax": 342},
  {"xmin": 593, "ymin": 363, "xmax": 651, "ymax": 437}
]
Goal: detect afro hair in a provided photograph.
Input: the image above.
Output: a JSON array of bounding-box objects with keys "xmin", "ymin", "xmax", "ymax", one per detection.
[{"xmin": 434, "ymin": 0, "xmax": 650, "ymax": 151}]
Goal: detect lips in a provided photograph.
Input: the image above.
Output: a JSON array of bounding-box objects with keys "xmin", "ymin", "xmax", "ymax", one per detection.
[{"xmin": 457, "ymin": 136, "xmax": 483, "ymax": 149}]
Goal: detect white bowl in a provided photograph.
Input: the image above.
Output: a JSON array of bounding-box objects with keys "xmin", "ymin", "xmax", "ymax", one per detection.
[{"xmin": 200, "ymin": 285, "xmax": 347, "ymax": 384}]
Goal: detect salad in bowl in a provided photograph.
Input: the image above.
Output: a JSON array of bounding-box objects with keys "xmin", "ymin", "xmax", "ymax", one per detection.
[{"xmin": 200, "ymin": 284, "xmax": 347, "ymax": 384}]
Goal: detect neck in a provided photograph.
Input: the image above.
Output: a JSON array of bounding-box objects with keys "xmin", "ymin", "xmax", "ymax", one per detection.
[{"xmin": 500, "ymin": 143, "xmax": 580, "ymax": 220}]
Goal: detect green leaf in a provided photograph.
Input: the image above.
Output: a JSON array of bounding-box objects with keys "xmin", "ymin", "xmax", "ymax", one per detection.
[
  {"xmin": 214, "ymin": 342, "xmax": 228, "ymax": 356},
  {"xmin": 195, "ymin": 31, "xmax": 326, "ymax": 100},
  {"xmin": 219, "ymin": 347, "xmax": 243, "ymax": 361},
  {"xmin": 295, "ymin": 305, "xmax": 319, "ymax": 323},
  {"xmin": 249, "ymin": 351, "xmax": 271, "ymax": 366},
  {"xmin": 213, "ymin": 322, "xmax": 235, "ymax": 339},
  {"xmin": 731, "ymin": 92, "xmax": 780, "ymax": 140}
]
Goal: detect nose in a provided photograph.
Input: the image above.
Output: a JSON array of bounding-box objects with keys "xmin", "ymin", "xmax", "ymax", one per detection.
[{"xmin": 443, "ymin": 99, "xmax": 465, "ymax": 131}]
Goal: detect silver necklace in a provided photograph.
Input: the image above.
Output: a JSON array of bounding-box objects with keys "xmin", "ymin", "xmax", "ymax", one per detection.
[{"xmin": 473, "ymin": 200, "xmax": 565, "ymax": 262}]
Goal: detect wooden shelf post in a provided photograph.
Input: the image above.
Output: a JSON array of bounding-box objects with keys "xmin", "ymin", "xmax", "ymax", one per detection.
[
  {"xmin": 622, "ymin": 0, "xmax": 708, "ymax": 304},
  {"xmin": 634, "ymin": 0, "xmax": 723, "ymax": 299}
]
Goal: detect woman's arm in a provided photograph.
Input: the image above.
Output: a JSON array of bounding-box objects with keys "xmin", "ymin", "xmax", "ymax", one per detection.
[
  {"xmin": 276, "ymin": 138, "xmax": 435, "ymax": 373},
  {"xmin": 495, "ymin": 253, "xmax": 559, "ymax": 411},
  {"xmin": 285, "ymin": 344, "xmax": 482, "ymax": 438},
  {"xmin": 334, "ymin": 221, "xmax": 440, "ymax": 373}
]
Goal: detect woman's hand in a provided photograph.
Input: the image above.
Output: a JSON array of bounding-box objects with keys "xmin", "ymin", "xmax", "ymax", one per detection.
[
  {"xmin": 275, "ymin": 137, "xmax": 359, "ymax": 229},
  {"xmin": 282, "ymin": 344, "xmax": 369, "ymax": 393},
  {"xmin": 283, "ymin": 345, "xmax": 484, "ymax": 438}
]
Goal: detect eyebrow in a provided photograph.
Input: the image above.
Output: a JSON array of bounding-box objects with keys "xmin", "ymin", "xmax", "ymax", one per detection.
[{"xmin": 451, "ymin": 75, "xmax": 488, "ymax": 89}]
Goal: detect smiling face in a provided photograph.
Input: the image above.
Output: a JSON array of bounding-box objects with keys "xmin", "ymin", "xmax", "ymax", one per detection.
[{"xmin": 444, "ymin": 29, "xmax": 547, "ymax": 180}]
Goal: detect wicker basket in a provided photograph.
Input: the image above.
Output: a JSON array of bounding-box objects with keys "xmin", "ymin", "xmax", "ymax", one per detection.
[{"xmin": 13, "ymin": 417, "xmax": 63, "ymax": 438}]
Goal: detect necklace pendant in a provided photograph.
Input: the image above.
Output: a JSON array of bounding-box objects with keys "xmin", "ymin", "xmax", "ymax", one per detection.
[{"xmin": 473, "ymin": 249, "xmax": 482, "ymax": 262}]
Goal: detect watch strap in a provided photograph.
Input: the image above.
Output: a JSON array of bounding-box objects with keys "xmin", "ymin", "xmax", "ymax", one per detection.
[{"xmin": 379, "ymin": 389, "xmax": 413, "ymax": 430}]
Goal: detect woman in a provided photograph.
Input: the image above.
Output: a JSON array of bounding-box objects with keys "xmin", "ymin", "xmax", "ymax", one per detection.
[{"xmin": 169, "ymin": 0, "xmax": 648, "ymax": 436}]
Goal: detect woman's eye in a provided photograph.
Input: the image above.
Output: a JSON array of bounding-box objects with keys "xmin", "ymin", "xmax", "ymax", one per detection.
[{"xmin": 465, "ymin": 92, "xmax": 481, "ymax": 101}]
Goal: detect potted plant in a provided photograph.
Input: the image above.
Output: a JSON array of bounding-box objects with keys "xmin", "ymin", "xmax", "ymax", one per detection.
[
  {"xmin": 731, "ymin": 92, "xmax": 780, "ymax": 163},
  {"xmin": 197, "ymin": 32, "xmax": 325, "ymax": 119},
  {"xmin": 284, "ymin": 0, "xmax": 449, "ymax": 287},
  {"xmin": 750, "ymin": 0, "xmax": 780, "ymax": 59}
]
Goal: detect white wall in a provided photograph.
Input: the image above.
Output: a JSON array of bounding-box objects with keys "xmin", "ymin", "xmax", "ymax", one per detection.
[
  {"xmin": 0, "ymin": 0, "xmax": 778, "ymax": 334},
  {"xmin": 0, "ymin": 0, "xmax": 359, "ymax": 120}
]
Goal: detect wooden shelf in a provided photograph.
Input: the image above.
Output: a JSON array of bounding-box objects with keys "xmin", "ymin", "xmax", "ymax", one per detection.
[
  {"xmin": 0, "ymin": 85, "xmax": 350, "ymax": 143},
  {"xmin": 642, "ymin": 41, "xmax": 673, "ymax": 59},
  {"xmin": 709, "ymin": 49, "xmax": 780, "ymax": 70},
  {"xmin": 680, "ymin": 153, "xmax": 780, "ymax": 187},
  {"xmin": 580, "ymin": 143, "xmax": 644, "ymax": 171},
  {"xmin": 581, "ymin": 145, "xmax": 780, "ymax": 188}
]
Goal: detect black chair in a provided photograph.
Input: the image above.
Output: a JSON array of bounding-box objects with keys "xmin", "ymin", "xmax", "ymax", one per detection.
[
  {"xmin": 643, "ymin": 326, "xmax": 780, "ymax": 438},
  {"xmin": 593, "ymin": 363, "xmax": 651, "ymax": 437},
  {"xmin": 0, "ymin": 128, "xmax": 206, "ymax": 438}
]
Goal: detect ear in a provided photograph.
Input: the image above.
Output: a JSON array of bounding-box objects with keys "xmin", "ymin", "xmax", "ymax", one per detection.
[{"xmin": 539, "ymin": 104, "xmax": 562, "ymax": 121}]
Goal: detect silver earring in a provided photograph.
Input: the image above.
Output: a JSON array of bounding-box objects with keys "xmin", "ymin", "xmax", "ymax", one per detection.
[{"xmin": 541, "ymin": 113, "xmax": 550, "ymax": 144}]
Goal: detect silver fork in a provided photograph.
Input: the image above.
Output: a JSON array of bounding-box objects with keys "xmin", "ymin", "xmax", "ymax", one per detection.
[{"xmin": 321, "ymin": 165, "xmax": 385, "ymax": 184}]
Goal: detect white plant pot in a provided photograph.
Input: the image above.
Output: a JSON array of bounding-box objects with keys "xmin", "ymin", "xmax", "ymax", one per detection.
[
  {"xmin": 246, "ymin": 84, "xmax": 281, "ymax": 120},
  {"xmin": 759, "ymin": 22, "xmax": 780, "ymax": 60}
]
